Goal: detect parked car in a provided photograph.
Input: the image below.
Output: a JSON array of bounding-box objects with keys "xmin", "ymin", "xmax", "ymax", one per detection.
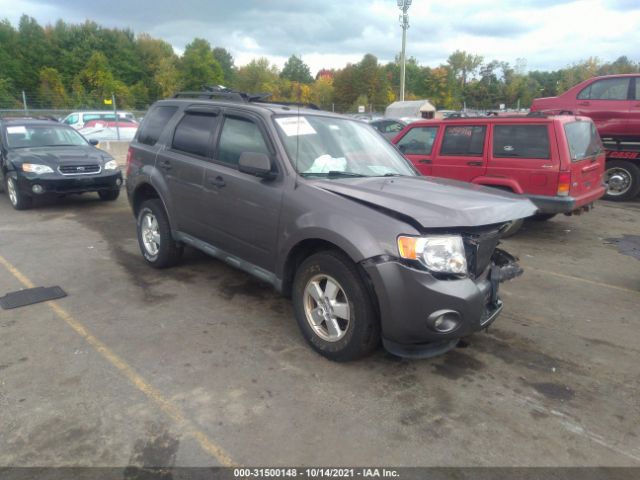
[
  {"xmin": 393, "ymin": 115, "xmax": 606, "ymax": 235},
  {"xmin": 126, "ymin": 91, "xmax": 536, "ymax": 361},
  {"xmin": 79, "ymin": 120, "xmax": 139, "ymax": 142},
  {"xmin": 530, "ymin": 74, "xmax": 640, "ymax": 141},
  {"xmin": 61, "ymin": 111, "xmax": 136, "ymax": 130},
  {"xmin": 0, "ymin": 118, "xmax": 122, "ymax": 209},
  {"xmin": 369, "ymin": 118, "xmax": 407, "ymax": 140}
]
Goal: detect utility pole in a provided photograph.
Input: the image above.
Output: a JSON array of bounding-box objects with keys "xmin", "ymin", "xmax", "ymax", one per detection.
[
  {"xmin": 398, "ymin": 0, "xmax": 412, "ymax": 102},
  {"xmin": 22, "ymin": 91, "xmax": 27, "ymax": 114},
  {"xmin": 111, "ymin": 93, "xmax": 121, "ymax": 141}
]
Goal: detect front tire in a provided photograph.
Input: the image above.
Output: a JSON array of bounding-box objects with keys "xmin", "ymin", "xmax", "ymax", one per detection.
[
  {"xmin": 603, "ymin": 160, "xmax": 640, "ymax": 201},
  {"xmin": 500, "ymin": 218, "xmax": 524, "ymax": 238},
  {"xmin": 6, "ymin": 175, "xmax": 33, "ymax": 210},
  {"xmin": 136, "ymin": 199, "xmax": 183, "ymax": 268},
  {"xmin": 98, "ymin": 189, "xmax": 120, "ymax": 201},
  {"xmin": 531, "ymin": 213, "xmax": 556, "ymax": 221},
  {"xmin": 292, "ymin": 250, "xmax": 380, "ymax": 361}
]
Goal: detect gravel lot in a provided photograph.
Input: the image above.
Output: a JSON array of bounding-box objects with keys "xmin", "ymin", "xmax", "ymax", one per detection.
[{"xmin": 0, "ymin": 192, "xmax": 638, "ymax": 467}]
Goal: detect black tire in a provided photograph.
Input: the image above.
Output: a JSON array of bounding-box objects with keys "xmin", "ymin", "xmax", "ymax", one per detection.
[
  {"xmin": 603, "ymin": 160, "xmax": 640, "ymax": 201},
  {"xmin": 136, "ymin": 199, "xmax": 183, "ymax": 268},
  {"xmin": 531, "ymin": 213, "xmax": 556, "ymax": 221},
  {"xmin": 500, "ymin": 218, "xmax": 524, "ymax": 238},
  {"xmin": 98, "ymin": 189, "xmax": 120, "ymax": 201},
  {"xmin": 292, "ymin": 250, "xmax": 380, "ymax": 362},
  {"xmin": 6, "ymin": 175, "xmax": 33, "ymax": 210}
]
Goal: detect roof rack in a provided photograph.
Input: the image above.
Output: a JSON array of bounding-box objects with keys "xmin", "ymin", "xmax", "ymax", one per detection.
[{"xmin": 172, "ymin": 85, "xmax": 319, "ymax": 110}]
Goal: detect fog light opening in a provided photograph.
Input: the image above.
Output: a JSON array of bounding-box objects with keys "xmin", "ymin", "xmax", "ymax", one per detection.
[
  {"xmin": 116, "ymin": 178, "xmax": 122, "ymax": 186},
  {"xmin": 32, "ymin": 184, "xmax": 44, "ymax": 194},
  {"xmin": 427, "ymin": 310, "xmax": 461, "ymax": 334}
]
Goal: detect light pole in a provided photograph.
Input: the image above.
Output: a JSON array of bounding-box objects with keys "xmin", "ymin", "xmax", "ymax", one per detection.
[{"xmin": 398, "ymin": 0, "xmax": 412, "ymax": 101}]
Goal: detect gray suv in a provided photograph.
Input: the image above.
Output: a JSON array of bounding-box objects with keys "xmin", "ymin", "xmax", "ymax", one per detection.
[{"xmin": 126, "ymin": 90, "xmax": 536, "ymax": 361}]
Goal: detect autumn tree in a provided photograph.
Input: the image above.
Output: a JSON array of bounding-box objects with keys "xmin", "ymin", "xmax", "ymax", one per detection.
[{"xmin": 37, "ymin": 67, "xmax": 69, "ymax": 108}]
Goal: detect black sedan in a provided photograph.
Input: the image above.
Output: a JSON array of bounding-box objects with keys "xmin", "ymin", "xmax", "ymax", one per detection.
[{"xmin": 0, "ymin": 119, "xmax": 123, "ymax": 210}]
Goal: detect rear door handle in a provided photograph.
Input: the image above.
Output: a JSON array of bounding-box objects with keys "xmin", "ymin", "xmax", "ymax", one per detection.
[
  {"xmin": 578, "ymin": 101, "xmax": 590, "ymax": 106},
  {"xmin": 467, "ymin": 161, "xmax": 483, "ymax": 166},
  {"xmin": 418, "ymin": 159, "xmax": 432, "ymax": 164},
  {"xmin": 207, "ymin": 176, "xmax": 226, "ymax": 188},
  {"xmin": 158, "ymin": 160, "xmax": 172, "ymax": 171}
]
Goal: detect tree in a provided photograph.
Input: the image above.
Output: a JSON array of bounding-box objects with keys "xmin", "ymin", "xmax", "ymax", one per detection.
[
  {"xmin": 213, "ymin": 47, "xmax": 236, "ymax": 85},
  {"xmin": 447, "ymin": 50, "xmax": 483, "ymax": 88},
  {"xmin": 37, "ymin": 67, "xmax": 69, "ymax": 108},
  {"xmin": 311, "ymin": 77, "xmax": 334, "ymax": 110},
  {"xmin": 281, "ymin": 55, "xmax": 313, "ymax": 84},
  {"xmin": 179, "ymin": 38, "xmax": 223, "ymax": 91},
  {"xmin": 235, "ymin": 58, "xmax": 280, "ymax": 95}
]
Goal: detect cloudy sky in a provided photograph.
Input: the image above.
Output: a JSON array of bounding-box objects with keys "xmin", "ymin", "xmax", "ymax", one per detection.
[{"xmin": 2, "ymin": 0, "xmax": 640, "ymax": 75}]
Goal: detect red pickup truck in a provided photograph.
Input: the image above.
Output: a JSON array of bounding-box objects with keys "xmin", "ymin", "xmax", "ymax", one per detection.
[
  {"xmin": 531, "ymin": 74, "xmax": 640, "ymax": 200},
  {"xmin": 392, "ymin": 115, "xmax": 606, "ymax": 233}
]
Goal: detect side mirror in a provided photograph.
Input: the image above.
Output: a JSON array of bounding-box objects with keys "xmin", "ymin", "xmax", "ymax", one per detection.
[
  {"xmin": 89, "ymin": 139, "xmax": 99, "ymax": 146},
  {"xmin": 238, "ymin": 152, "xmax": 274, "ymax": 178}
]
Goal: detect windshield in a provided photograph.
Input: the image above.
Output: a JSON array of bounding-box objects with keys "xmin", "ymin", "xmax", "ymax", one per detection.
[
  {"xmin": 4, "ymin": 125, "xmax": 88, "ymax": 149},
  {"xmin": 274, "ymin": 115, "xmax": 417, "ymax": 178},
  {"xmin": 564, "ymin": 121, "xmax": 603, "ymax": 161}
]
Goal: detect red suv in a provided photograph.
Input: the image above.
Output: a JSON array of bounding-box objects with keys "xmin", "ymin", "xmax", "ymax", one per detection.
[
  {"xmin": 392, "ymin": 115, "xmax": 605, "ymax": 226},
  {"xmin": 530, "ymin": 74, "xmax": 640, "ymax": 140}
]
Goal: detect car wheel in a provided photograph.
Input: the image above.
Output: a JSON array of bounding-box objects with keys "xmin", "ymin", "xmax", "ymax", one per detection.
[
  {"xmin": 500, "ymin": 218, "xmax": 524, "ymax": 238},
  {"xmin": 6, "ymin": 175, "xmax": 33, "ymax": 210},
  {"xmin": 603, "ymin": 160, "xmax": 640, "ymax": 201},
  {"xmin": 136, "ymin": 199, "xmax": 183, "ymax": 268},
  {"xmin": 531, "ymin": 213, "xmax": 556, "ymax": 221},
  {"xmin": 292, "ymin": 250, "xmax": 380, "ymax": 361},
  {"xmin": 98, "ymin": 189, "xmax": 120, "ymax": 201}
]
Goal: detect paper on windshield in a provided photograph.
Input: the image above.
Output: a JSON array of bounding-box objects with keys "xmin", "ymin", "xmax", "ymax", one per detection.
[
  {"xmin": 275, "ymin": 116, "xmax": 317, "ymax": 136},
  {"xmin": 6, "ymin": 126, "xmax": 27, "ymax": 134},
  {"xmin": 305, "ymin": 154, "xmax": 347, "ymax": 173}
]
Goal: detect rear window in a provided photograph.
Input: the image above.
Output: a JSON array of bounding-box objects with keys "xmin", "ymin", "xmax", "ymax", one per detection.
[
  {"xmin": 440, "ymin": 125, "xmax": 486, "ymax": 156},
  {"xmin": 396, "ymin": 126, "xmax": 438, "ymax": 155},
  {"xmin": 564, "ymin": 121, "xmax": 603, "ymax": 161},
  {"xmin": 138, "ymin": 106, "xmax": 178, "ymax": 146},
  {"xmin": 493, "ymin": 125, "xmax": 550, "ymax": 159},
  {"xmin": 172, "ymin": 112, "xmax": 218, "ymax": 158}
]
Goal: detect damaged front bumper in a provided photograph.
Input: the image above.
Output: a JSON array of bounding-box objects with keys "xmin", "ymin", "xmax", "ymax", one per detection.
[{"xmin": 362, "ymin": 248, "xmax": 522, "ymax": 359}]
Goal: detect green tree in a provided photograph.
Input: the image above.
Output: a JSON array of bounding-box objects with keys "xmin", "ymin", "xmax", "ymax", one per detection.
[
  {"xmin": 281, "ymin": 55, "xmax": 313, "ymax": 84},
  {"xmin": 213, "ymin": 47, "xmax": 236, "ymax": 85},
  {"xmin": 235, "ymin": 58, "xmax": 280, "ymax": 95},
  {"xmin": 180, "ymin": 38, "xmax": 223, "ymax": 91},
  {"xmin": 37, "ymin": 67, "xmax": 69, "ymax": 108}
]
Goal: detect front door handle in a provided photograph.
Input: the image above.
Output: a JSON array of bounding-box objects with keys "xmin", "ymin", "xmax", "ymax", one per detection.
[
  {"xmin": 467, "ymin": 161, "xmax": 483, "ymax": 166},
  {"xmin": 208, "ymin": 176, "xmax": 226, "ymax": 188},
  {"xmin": 158, "ymin": 160, "xmax": 172, "ymax": 171},
  {"xmin": 578, "ymin": 101, "xmax": 590, "ymax": 106},
  {"xmin": 418, "ymin": 159, "xmax": 432, "ymax": 164}
]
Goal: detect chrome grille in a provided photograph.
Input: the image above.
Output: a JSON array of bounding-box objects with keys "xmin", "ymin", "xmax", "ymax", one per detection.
[{"xmin": 57, "ymin": 164, "xmax": 101, "ymax": 176}]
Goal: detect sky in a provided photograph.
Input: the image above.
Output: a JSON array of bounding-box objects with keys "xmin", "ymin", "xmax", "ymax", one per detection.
[{"xmin": 2, "ymin": 0, "xmax": 640, "ymax": 75}]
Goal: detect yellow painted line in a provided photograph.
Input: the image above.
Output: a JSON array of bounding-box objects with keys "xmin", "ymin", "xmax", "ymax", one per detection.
[
  {"xmin": 0, "ymin": 254, "xmax": 235, "ymax": 467},
  {"xmin": 526, "ymin": 266, "xmax": 638, "ymax": 295}
]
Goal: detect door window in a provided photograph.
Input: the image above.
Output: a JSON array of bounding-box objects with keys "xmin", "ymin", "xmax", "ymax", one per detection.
[
  {"xmin": 64, "ymin": 114, "xmax": 79, "ymax": 125},
  {"xmin": 138, "ymin": 106, "xmax": 178, "ymax": 146},
  {"xmin": 635, "ymin": 77, "xmax": 640, "ymax": 100},
  {"xmin": 577, "ymin": 78, "xmax": 630, "ymax": 100},
  {"xmin": 493, "ymin": 125, "xmax": 550, "ymax": 159},
  {"xmin": 396, "ymin": 126, "xmax": 438, "ymax": 155},
  {"xmin": 440, "ymin": 125, "xmax": 486, "ymax": 156},
  {"xmin": 172, "ymin": 112, "xmax": 218, "ymax": 157},
  {"xmin": 217, "ymin": 117, "xmax": 270, "ymax": 167}
]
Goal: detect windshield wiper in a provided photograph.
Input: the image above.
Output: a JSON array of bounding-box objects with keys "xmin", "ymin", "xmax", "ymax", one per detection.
[{"xmin": 302, "ymin": 171, "xmax": 366, "ymax": 178}]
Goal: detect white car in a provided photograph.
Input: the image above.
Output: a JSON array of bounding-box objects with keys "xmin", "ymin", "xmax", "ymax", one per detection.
[{"xmin": 61, "ymin": 111, "xmax": 135, "ymax": 129}]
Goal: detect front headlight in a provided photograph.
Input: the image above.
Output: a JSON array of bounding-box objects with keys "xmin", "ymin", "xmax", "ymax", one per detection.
[
  {"xmin": 22, "ymin": 163, "xmax": 54, "ymax": 174},
  {"xmin": 104, "ymin": 159, "xmax": 118, "ymax": 170},
  {"xmin": 398, "ymin": 235, "xmax": 467, "ymax": 275}
]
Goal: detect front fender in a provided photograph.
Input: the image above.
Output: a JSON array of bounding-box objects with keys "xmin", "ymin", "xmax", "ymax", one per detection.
[{"xmin": 472, "ymin": 176, "xmax": 524, "ymax": 194}]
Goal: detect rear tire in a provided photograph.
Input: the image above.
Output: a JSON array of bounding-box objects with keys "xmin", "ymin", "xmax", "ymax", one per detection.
[
  {"xmin": 136, "ymin": 199, "xmax": 183, "ymax": 268},
  {"xmin": 603, "ymin": 160, "xmax": 640, "ymax": 201},
  {"xmin": 292, "ymin": 250, "xmax": 380, "ymax": 361},
  {"xmin": 500, "ymin": 218, "xmax": 524, "ymax": 238},
  {"xmin": 6, "ymin": 175, "xmax": 33, "ymax": 210},
  {"xmin": 98, "ymin": 189, "xmax": 120, "ymax": 201}
]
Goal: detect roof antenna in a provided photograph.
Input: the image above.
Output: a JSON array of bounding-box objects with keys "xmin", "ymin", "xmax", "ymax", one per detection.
[{"xmin": 294, "ymin": 83, "xmax": 301, "ymax": 189}]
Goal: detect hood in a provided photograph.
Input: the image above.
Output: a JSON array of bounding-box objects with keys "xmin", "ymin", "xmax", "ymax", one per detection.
[
  {"xmin": 9, "ymin": 146, "xmax": 107, "ymax": 166},
  {"xmin": 311, "ymin": 176, "xmax": 537, "ymax": 229}
]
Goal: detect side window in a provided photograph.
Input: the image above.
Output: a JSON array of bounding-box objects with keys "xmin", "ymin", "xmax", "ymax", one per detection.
[
  {"xmin": 396, "ymin": 127, "xmax": 438, "ymax": 155},
  {"xmin": 577, "ymin": 78, "xmax": 630, "ymax": 100},
  {"xmin": 217, "ymin": 117, "xmax": 270, "ymax": 167},
  {"xmin": 83, "ymin": 114, "xmax": 101, "ymax": 123},
  {"xmin": 171, "ymin": 113, "xmax": 218, "ymax": 158},
  {"xmin": 385, "ymin": 122, "xmax": 404, "ymax": 134},
  {"xmin": 493, "ymin": 125, "xmax": 550, "ymax": 159},
  {"xmin": 64, "ymin": 114, "xmax": 79, "ymax": 125},
  {"xmin": 440, "ymin": 125, "xmax": 486, "ymax": 156},
  {"xmin": 635, "ymin": 78, "xmax": 640, "ymax": 100},
  {"xmin": 138, "ymin": 106, "xmax": 178, "ymax": 146}
]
